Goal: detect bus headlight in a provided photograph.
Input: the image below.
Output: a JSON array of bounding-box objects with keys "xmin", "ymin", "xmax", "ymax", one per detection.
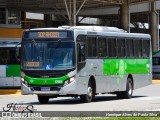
[
  {"xmin": 70, "ymin": 77, "xmax": 75, "ymax": 82},
  {"xmin": 21, "ymin": 77, "xmax": 24, "ymax": 82},
  {"xmin": 64, "ymin": 77, "xmax": 76, "ymax": 86}
]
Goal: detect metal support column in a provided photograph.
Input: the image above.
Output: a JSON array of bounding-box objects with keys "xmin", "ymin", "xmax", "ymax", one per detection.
[
  {"xmin": 150, "ymin": 1, "xmax": 159, "ymax": 52},
  {"xmin": 64, "ymin": 0, "xmax": 72, "ymax": 25},
  {"xmin": 6, "ymin": 8, "xmax": 8, "ymax": 25},
  {"xmin": 158, "ymin": 10, "xmax": 159, "ymax": 50},
  {"xmin": 120, "ymin": 0, "xmax": 129, "ymax": 32},
  {"xmin": 64, "ymin": 0, "xmax": 87, "ymax": 26},
  {"xmin": 44, "ymin": 14, "xmax": 52, "ymax": 27},
  {"xmin": 73, "ymin": 0, "xmax": 76, "ymax": 26}
]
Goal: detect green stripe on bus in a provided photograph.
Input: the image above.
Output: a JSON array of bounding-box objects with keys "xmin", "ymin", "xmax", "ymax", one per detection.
[
  {"xmin": 6, "ymin": 65, "xmax": 20, "ymax": 77},
  {"xmin": 103, "ymin": 59, "xmax": 150, "ymax": 75},
  {"xmin": 24, "ymin": 75, "xmax": 69, "ymax": 85}
]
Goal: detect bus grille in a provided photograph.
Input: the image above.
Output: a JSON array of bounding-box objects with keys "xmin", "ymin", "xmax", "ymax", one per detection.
[
  {"xmin": 25, "ymin": 71, "xmax": 65, "ymax": 78},
  {"xmin": 32, "ymin": 86, "xmax": 61, "ymax": 91}
]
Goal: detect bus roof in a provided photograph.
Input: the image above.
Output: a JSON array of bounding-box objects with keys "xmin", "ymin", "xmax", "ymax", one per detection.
[
  {"xmin": 28, "ymin": 26, "xmax": 126, "ymax": 33},
  {"xmin": 27, "ymin": 26, "xmax": 150, "ymax": 38}
]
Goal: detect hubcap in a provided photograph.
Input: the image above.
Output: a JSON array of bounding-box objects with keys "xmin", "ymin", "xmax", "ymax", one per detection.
[
  {"xmin": 87, "ymin": 86, "xmax": 92, "ymax": 99},
  {"xmin": 128, "ymin": 82, "xmax": 132, "ymax": 95}
]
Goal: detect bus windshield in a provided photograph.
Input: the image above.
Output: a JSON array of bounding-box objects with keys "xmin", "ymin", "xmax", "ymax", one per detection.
[{"xmin": 22, "ymin": 41, "xmax": 75, "ymax": 70}]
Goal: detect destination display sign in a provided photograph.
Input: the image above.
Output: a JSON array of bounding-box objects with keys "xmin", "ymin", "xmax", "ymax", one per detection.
[
  {"xmin": 38, "ymin": 32, "xmax": 59, "ymax": 38},
  {"xmin": 23, "ymin": 31, "xmax": 72, "ymax": 39},
  {"xmin": 25, "ymin": 61, "xmax": 40, "ymax": 67}
]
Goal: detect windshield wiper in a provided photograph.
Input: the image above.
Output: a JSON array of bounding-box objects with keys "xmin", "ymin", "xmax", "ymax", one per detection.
[
  {"xmin": 55, "ymin": 39, "xmax": 61, "ymax": 49},
  {"xmin": 53, "ymin": 39, "xmax": 62, "ymax": 54},
  {"xmin": 31, "ymin": 39, "xmax": 40, "ymax": 61},
  {"xmin": 32, "ymin": 39, "xmax": 37, "ymax": 47}
]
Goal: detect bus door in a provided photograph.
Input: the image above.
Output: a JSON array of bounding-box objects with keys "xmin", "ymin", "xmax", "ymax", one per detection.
[
  {"xmin": 0, "ymin": 47, "xmax": 20, "ymax": 87},
  {"xmin": 6, "ymin": 64, "xmax": 21, "ymax": 87},
  {"xmin": 0, "ymin": 65, "xmax": 14, "ymax": 87}
]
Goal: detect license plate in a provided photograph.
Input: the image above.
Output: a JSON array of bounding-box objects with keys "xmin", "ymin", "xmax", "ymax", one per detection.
[{"xmin": 41, "ymin": 87, "xmax": 50, "ymax": 91}]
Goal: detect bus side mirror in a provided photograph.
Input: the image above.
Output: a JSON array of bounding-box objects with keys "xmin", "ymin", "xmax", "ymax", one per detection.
[
  {"xmin": 15, "ymin": 42, "xmax": 21, "ymax": 62},
  {"xmin": 78, "ymin": 43, "xmax": 86, "ymax": 62}
]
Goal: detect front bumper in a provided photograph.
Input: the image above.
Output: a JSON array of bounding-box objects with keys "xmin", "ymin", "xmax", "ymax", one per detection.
[{"xmin": 21, "ymin": 81, "xmax": 77, "ymax": 95}]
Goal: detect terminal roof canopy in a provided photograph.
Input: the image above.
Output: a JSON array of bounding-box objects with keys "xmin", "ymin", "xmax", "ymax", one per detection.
[
  {"xmin": 0, "ymin": 0, "xmax": 151, "ymax": 13},
  {"xmin": 1, "ymin": 0, "xmax": 123, "ymax": 11}
]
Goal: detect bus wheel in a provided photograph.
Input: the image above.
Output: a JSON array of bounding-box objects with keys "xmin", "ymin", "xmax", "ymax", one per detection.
[
  {"xmin": 123, "ymin": 78, "xmax": 133, "ymax": 99},
  {"xmin": 38, "ymin": 95, "xmax": 49, "ymax": 104},
  {"xmin": 80, "ymin": 81, "xmax": 94, "ymax": 103},
  {"xmin": 116, "ymin": 78, "xmax": 133, "ymax": 99}
]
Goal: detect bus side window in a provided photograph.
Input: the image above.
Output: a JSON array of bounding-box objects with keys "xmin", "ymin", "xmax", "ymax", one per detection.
[
  {"xmin": 153, "ymin": 57, "xmax": 160, "ymax": 65},
  {"xmin": 134, "ymin": 39, "xmax": 143, "ymax": 58},
  {"xmin": 87, "ymin": 37, "xmax": 97, "ymax": 58},
  {"xmin": 117, "ymin": 38, "xmax": 125, "ymax": 58},
  {"xmin": 126, "ymin": 39, "xmax": 134, "ymax": 58},
  {"xmin": 98, "ymin": 37, "xmax": 107, "ymax": 58},
  {"xmin": 143, "ymin": 40, "xmax": 150, "ymax": 58},
  {"xmin": 108, "ymin": 38, "xmax": 117, "ymax": 58}
]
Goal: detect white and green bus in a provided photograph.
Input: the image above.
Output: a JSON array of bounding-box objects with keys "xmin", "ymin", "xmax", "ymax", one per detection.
[
  {"xmin": 19, "ymin": 26, "xmax": 152, "ymax": 103},
  {"xmin": 0, "ymin": 39, "xmax": 21, "ymax": 88},
  {"xmin": 152, "ymin": 51, "xmax": 160, "ymax": 78}
]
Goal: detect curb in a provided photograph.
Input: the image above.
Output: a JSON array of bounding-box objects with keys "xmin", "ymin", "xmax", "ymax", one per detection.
[
  {"xmin": 152, "ymin": 79, "xmax": 160, "ymax": 84},
  {"xmin": 0, "ymin": 90, "xmax": 21, "ymax": 95}
]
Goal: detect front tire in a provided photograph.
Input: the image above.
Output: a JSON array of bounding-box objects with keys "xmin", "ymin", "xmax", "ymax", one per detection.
[
  {"xmin": 80, "ymin": 81, "xmax": 94, "ymax": 103},
  {"xmin": 38, "ymin": 95, "xmax": 49, "ymax": 104}
]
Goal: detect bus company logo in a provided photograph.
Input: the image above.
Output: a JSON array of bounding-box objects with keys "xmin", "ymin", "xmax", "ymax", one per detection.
[
  {"xmin": 41, "ymin": 76, "xmax": 49, "ymax": 78},
  {"xmin": 44, "ymin": 80, "xmax": 48, "ymax": 84}
]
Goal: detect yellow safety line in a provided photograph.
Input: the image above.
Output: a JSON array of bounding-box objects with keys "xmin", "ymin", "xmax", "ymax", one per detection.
[
  {"xmin": 0, "ymin": 90, "xmax": 21, "ymax": 95},
  {"xmin": 152, "ymin": 79, "xmax": 160, "ymax": 84}
]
